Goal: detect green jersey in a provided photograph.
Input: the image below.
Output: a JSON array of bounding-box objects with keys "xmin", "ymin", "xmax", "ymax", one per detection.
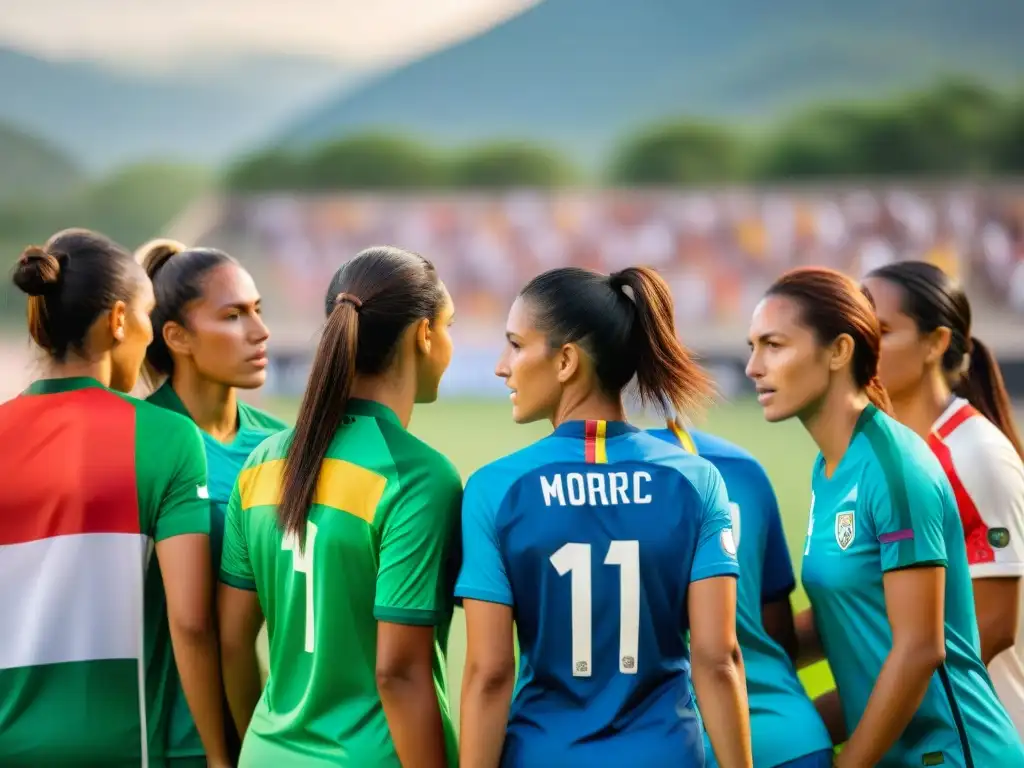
[
  {"xmin": 0, "ymin": 377, "xmax": 209, "ymax": 766},
  {"xmin": 147, "ymin": 382, "xmax": 287, "ymax": 759},
  {"xmin": 803, "ymin": 404, "xmax": 1023, "ymax": 767},
  {"xmin": 220, "ymin": 398, "xmax": 463, "ymax": 767}
]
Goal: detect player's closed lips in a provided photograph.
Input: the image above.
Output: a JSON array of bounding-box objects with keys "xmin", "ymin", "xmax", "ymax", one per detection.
[{"xmin": 247, "ymin": 348, "xmax": 269, "ymax": 368}]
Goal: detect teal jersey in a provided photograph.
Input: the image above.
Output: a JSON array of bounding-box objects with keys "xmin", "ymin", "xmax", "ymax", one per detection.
[
  {"xmin": 803, "ymin": 404, "xmax": 1023, "ymax": 767},
  {"xmin": 650, "ymin": 426, "xmax": 832, "ymax": 767},
  {"xmin": 147, "ymin": 382, "xmax": 287, "ymax": 758}
]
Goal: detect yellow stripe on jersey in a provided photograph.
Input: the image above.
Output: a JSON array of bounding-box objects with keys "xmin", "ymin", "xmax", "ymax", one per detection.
[
  {"xmin": 595, "ymin": 419, "xmax": 608, "ymax": 464},
  {"xmin": 668, "ymin": 419, "xmax": 698, "ymax": 455},
  {"xmin": 238, "ymin": 458, "xmax": 387, "ymax": 523}
]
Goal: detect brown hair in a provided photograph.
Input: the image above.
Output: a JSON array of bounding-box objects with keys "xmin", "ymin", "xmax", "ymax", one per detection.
[
  {"xmin": 519, "ymin": 265, "xmax": 715, "ymax": 418},
  {"xmin": 766, "ymin": 266, "xmax": 893, "ymax": 415},
  {"xmin": 867, "ymin": 261, "xmax": 1022, "ymax": 459},
  {"xmin": 11, "ymin": 229, "xmax": 140, "ymax": 360},
  {"xmin": 278, "ymin": 246, "xmax": 446, "ymax": 547}
]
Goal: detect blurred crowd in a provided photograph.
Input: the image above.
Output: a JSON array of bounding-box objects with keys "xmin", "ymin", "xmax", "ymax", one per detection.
[{"xmin": 217, "ymin": 185, "xmax": 1024, "ymax": 327}]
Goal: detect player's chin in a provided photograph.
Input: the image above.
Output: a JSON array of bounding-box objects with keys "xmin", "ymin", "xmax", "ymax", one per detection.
[
  {"xmin": 760, "ymin": 400, "xmax": 794, "ymax": 423},
  {"xmin": 232, "ymin": 369, "xmax": 268, "ymax": 389}
]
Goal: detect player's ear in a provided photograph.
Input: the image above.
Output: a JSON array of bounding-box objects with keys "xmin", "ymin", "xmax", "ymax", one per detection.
[
  {"xmin": 414, "ymin": 317, "xmax": 432, "ymax": 357},
  {"xmin": 556, "ymin": 342, "xmax": 582, "ymax": 384},
  {"xmin": 163, "ymin": 320, "xmax": 192, "ymax": 357},
  {"xmin": 828, "ymin": 333, "xmax": 855, "ymax": 372},
  {"xmin": 107, "ymin": 300, "xmax": 127, "ymax": 344},
  {"xmin": 924, "ymin": 326, "xmax": 952, "ymax": 366}
]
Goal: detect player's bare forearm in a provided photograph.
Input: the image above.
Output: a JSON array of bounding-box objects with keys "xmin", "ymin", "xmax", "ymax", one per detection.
[
  {"xmin": 170, "ymin": 623, "xmax": 231, "ymax": 766},
  {"xmin": 692, "ymin": 650, "xmax": 753, "ymax": 768},
  {"xmin": 813, "ymin": 689, "xmax": 847, "ymax": 745},
  {"xmin": 837, "ymin": 645, "xmax": 939, "ymax": 767},
  {"xmin": 460, "ymin": 665, "xmax": 514, "ymax": 768},
  {"xmin": 377, "ymin": 667, "xmax": 448, "ymax": 768},
  {"xmin": 221, "ymin": 642, "xmax": 261, "ymax": 737},
  {"xmin": 973, "ymin": 576, "xmax": 1021, "ymax": 665},
  {"xmin": 794, "ymin": 608, "xmax": 825, "ymax": 668}
]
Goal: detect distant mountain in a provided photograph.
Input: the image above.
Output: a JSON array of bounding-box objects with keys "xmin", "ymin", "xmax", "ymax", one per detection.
[
  {"xmin": 0, "ymin": 121, "xmax": 82, "ymax": 202},
  {"xmin": 0, "ymin": 48, "xmax": 361, "ymax": 172},
  {"xmin": 277, "ymin": 0, "xmax": 1024, "ymax": 166}
]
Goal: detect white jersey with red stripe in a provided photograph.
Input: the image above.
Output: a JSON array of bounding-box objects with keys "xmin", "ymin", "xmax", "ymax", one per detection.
[{"xmin": 928, "ymin": 396, "xmax": 1024, "ymax": 735}]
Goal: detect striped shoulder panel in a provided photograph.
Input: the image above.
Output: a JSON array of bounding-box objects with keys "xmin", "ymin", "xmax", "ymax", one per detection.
[{"xmin": 860, "ymin": 412, "xmax": 913, "ymax": 534}]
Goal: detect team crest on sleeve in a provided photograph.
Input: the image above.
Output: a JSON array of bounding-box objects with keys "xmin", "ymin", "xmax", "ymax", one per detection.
[
  {"xmin": 720, "ymin": 528, "xmax": 737, "ymax": 557},
  {"xmin": 835, "ymin": 511, "xmax": 856, "ymax": 551}
]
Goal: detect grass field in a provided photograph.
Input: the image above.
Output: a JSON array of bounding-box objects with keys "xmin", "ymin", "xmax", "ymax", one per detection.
[{"xmin": 257, "ymin": 395, "xmax": 838, "ymax": 721}]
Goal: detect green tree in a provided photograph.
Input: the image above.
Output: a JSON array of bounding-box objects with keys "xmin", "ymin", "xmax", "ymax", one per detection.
[
  {"xmin": 447, "ymin": 141, "xmax": 577, "ymax": 188},
  {"xmin": 224, "ymin": 149, "xmax": 304, "ymax": 192},
  {"xmin": 608, "ymin": 122, "xmax": 746, "ymax": 185},
  {"xmin": 301, "ymin": 134, "xmax": 444, "ymax": 190},
  {"xmin": 992, "ymin": 93, "xmax": 1024, "ymax": 173}
]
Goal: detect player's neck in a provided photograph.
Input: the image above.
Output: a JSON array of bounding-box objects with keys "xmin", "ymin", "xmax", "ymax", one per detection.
[
  {"xmin": 44, "ymin": 356, "xmax": 112, "ymax": 389},
  {"xmin": 349, "ymin": 374, "xmax": 415, "ymax": 429},
  {"xmin": 171, "ymin": 369, "xmax": 239, "ymax": 443},
  {"xmin": 890, "ymin": 373, "xmax": 952, "ymax": 440},
  {"xmin": 551, "ymin": 390, "xmax": 626, "ymax": 428},
  {"xmin": 803, "ymin": 385, "xmax": 871, "ymax": 478}
]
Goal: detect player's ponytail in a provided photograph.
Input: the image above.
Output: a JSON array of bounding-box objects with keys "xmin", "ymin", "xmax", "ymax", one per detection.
[
  {"xmin": 865, "ymin": 374, "xmax": 894, "ymax": 416},
  {"xmin": 610, "ymin": 266, "xmax": 715, "ymax": 417},
  {"xmin": 866, "ymin": 261, "xmax": 1022, "ymax": 458},
  {"xmin": 278, "ymin": 295, "xmax": 360, "ymax": 546},
  {"xmin": 277, "ymin": 247, "xmax": 447, "ymax": 550},
  {"xmin": 956, "ymin": 337, "xmax": 1023, "ymax": 460}
]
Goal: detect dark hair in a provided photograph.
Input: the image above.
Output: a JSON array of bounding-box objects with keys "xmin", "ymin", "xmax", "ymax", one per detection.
[
  {"xmin": 766, "ymin": 266, "xmax": 893, "ymax": 415},
  {"xmin": 867, "ymin": 261, "xmax": 1022, "ymax": 459},
  {"xmin": 11, "ymin": 228, "xmax": 141, "ymax": 360},
  {"xmin": 519, "ymin": 266, "xmax": 714, "ymax": 417},
  {"xmin": 140, "ymin": 241, "xmax": 236, "ymax": 375},
  {"xmin": 279, "ymin": 246, "xmax": 447, "ymax": 546}
]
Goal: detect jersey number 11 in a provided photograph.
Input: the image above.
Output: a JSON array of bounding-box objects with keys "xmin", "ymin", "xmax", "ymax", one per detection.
[{"xmin": 550, "ymin": 540, "xmax": 640, "ymax": 678}]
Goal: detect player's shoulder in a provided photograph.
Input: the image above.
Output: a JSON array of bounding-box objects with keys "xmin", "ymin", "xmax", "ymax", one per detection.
[
  {"xmin": 119, "ymin": 391, "xmax": 203, "ymax": 445},
  {"xmin": 242, "ymin": 427, "xmax": 292, "ymax": 469},
  {"xmin": 237, "ymin": 399, "xmax": 289, "ymax": 433},
  {"xmin": 940, "ymin": 403, "xmax": 1023, "ymax": 470},
  {"xmin": 377, "ymin": 419, "xmax": 461, "ymax": 488},
  {"xmin": 854, "ymin": 406, "xmax": 946, "ymax": 494}
]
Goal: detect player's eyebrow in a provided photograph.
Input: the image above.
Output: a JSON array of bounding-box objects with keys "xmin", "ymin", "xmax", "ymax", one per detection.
[
  {"xmin": 220, "ymin": 299, "xmax": 260, "ymax": 312},
  {"xmin": 748, "ymin": 332, "xmax": 786, "ymax": 347}
]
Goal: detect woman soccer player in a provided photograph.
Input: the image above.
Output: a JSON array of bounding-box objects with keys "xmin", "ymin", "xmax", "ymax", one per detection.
[
  {"xmin": 138, "ymin": 239, "xmax": 287, "ymax": 762},
  {"xmin": 746, "ymin": 265, "xmax": 1024, "ymax": 767},
  {"xmin": 217, "ymin": 246, "xmax": 462, "ymax": 768},
  {"xmin": 651, "ymin": 420, "xmax": 834, "ymax": 767},
  {"xmin": 457, "ymin": 266, "xmax": 753, "ymax": 768},
  {"xmin": 864, "ymin": 260, "xmax": 1024, "ymax": 734},
  {"xmin": 0, "ymin": 230, "xmax": 229, "ymax": 767}
]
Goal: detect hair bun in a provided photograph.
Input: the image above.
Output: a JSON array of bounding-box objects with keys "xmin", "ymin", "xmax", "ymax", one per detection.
[
  {"xmin": 13, "ymin": 246, "xmax": 61, "ymax": 297},
  {"xmin": 136, "ymin": 238, "xmax": 186, "ymax": 278}
]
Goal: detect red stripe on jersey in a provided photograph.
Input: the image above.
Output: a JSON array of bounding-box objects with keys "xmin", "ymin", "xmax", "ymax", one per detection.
[
  {"xmin": 0, "ymin": 389, "xmax": 140, "ymax": 546},
  {"xmin": 584, "ymin": 419, "xmax": 597, "ymax": 463},
  {"xmin": 928, "ymin": 409, "xmax": 993, "ymax": 565}
]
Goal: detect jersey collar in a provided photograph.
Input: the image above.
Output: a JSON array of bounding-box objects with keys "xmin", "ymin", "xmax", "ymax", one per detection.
[
  {"xmin": 552, "ymin": 419, "xmax": 640, "ymax": 439},
  {"xmin": 347, "ymin": 398, "xmax": 402, "ymax": 426},
  {"xmin": 23, "ymin": 376, "xmax": 107, "ymax": 395}
]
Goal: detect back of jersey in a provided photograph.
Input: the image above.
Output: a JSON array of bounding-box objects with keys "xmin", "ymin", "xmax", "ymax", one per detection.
[{"xmin": 456, "ymin": 419, "xmax": 739, "ymax": 768}]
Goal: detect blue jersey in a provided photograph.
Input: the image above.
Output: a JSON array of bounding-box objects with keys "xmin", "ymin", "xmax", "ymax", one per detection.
[
  {"xmin": 804, "ymin": 404, "xmax": 1023, "ymax": 767},
  {"xmin": 455, "ymin": 419, "xmax": 739, "ymax": 767},
  {"xmin": 650, "ymin": 426, "xmax": 833, "ymax": 768}
]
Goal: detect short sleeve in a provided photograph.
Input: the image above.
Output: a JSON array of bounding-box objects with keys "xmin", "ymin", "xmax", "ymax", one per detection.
[
  {"xmin": 865, "ymin": 451, "xmax": 947, "ymax": 572},
  {"xmin": 374, "ymin": 456, "xmax": 463, "ymax": 626},
  {"xmin": 761, "ymin": 485, "xmax": 796, "ymax": 603},
  {"xmin": 153, "ymin": 416, "xmax": 211, "ymax": 542},
  {"xmin": 958, "ymin": 443, "xmax": 1024, "ymax": 579},
  {"xmin": 690, "ymin": 465, "xmax": 740, "ymax": 583},
  {"xmin": 454, "ymin": 471, "xmax": 514, "ymax": 606},
  {"xmin": 219, "ymin": 480, "xmax": 256, "ymax": 591}
]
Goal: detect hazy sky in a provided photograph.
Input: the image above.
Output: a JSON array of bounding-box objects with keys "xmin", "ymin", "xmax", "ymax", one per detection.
[{"xmin": 0, "ymin": 0, "xmax": 538, "ymax": 66}]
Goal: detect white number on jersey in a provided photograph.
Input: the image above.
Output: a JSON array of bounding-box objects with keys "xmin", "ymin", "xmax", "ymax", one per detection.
[
  {"xmin": 549, "ymin": 540, "xmax": 641, "ymax": 677},
  {"xmin": 282, "ymin": 521, "xmax": 319, "ymax": 653}
]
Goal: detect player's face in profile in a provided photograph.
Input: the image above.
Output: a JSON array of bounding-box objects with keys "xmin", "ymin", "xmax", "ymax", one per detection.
[
  {"xmin": 181, "ymin": 264, "xmax": 270, "ymax": 389},
  {"xmin": 496, "ymin": 296, "xmax": 562, "ymax": 424},
  {"xmin": 863, "ymin": 276, "xmax": 932, "ymax": 402},
  {"xmin": 110, "ymin": 276, "xmax": 156, "ymax": 393},
  {"xmin": 414, "ymin": 285, "xmax": 455, "ymax": 404},
  {"xmin": 746, "ymin": 295, "xmax": 830, "ymax": 422}
]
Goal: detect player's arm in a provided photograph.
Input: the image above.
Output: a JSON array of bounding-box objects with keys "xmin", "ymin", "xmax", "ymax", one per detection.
[
  {"xmin": 455, "ymin": 473, "xmax": 516, "ymax": 768},
  {"xmin": 837, "ymin": 466, "xmax": 949, "ymax": 768},
  {"xmin": 374, "ymin": 456, "xmax": 463, "ymax": 768},
  {"xmin": 153, "ymin": 418, "xmax": 231, "ymax": 768},
  {"xmin": 218, "ymin": 479, "xmax": 264, "ymax": 738},
  {"xmin": 689, "ymin": 468, "xmax": 752, "ymax": 768},
  {"xmin": 963, "ymin": 451, "xmax": 1024, "ymax": 664},
  {"xmin": 813, "ymin": 690, "xmax": 848, "ymax": 745},
  {"xmin": 792, "ymin": 608, "xmax": 826, "ymax": 669},
  {"xmin": 759, "ymin": 480, "xmax": 799, "ymax": 661}
]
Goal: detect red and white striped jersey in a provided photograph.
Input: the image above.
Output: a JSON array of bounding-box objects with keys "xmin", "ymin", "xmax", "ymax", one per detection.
[{"xmin": 928, "ymin": 396, "xmax": 1024, "ymax": 736}]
